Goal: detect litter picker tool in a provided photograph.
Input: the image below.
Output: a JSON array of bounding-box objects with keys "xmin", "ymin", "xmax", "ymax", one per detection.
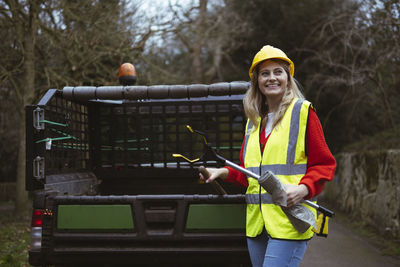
[{"xmin": 173, "ymin": 125, "xmax": 334, "ymax": 236}]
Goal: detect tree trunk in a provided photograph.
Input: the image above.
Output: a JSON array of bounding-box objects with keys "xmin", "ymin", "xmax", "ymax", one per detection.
[
  {"xmin": 192, "ymin": 44, "xmax": 203, "ymax": 83},
  {"xmin": 191, "ymin": 0, "xmax": 207, "ymax": 83},
  {"xmin": 15, "ymin": 118, "xmax": 28, "ymax": 213},
  {"xmin": 15, "ymin": 0, "xmax": 37, "ymax": 214},
  {"xmin": 205, "ymin": 42, "xmax": 223, "ymax": 81}
]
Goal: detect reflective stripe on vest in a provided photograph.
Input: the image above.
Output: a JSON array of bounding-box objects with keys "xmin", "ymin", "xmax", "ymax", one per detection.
[
  {"xmin": 245, "ymin": 193, "xmax": 273, "ymax": 204},
  {"xmin": 243, "ymin": 98, "xmax": 316, "ymax": 240},
  {"xmin": 246, "ymin": 193, "xmax": 317, "ymax": 204},
  {"xmin": 246, "ymin": 164, "xmax": 307, "ymax": 176}
]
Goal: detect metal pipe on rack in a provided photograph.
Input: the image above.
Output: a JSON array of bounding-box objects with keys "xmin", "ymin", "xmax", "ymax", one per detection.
[{"xmin": 62, "ymin": 82, "xmax": 250, "ymax": 102}]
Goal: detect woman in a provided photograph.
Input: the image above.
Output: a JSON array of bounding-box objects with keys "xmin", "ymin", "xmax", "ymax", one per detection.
[{"xmin": 200, "ymin": 45, "xmax": 336, "ymax": 267}]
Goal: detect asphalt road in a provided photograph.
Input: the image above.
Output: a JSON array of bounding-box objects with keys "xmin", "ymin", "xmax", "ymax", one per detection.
[{"xmin": 301, "ymin": 219, "xmax": 400, "ymax": 267}]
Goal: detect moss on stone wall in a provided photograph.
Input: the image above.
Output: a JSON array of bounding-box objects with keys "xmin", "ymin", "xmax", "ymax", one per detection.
[{"xmin": 322, "ymin": 150, "xmax": 400, "ymax": 239}]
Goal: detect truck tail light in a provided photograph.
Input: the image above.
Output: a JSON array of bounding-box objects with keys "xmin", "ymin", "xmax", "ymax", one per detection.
[
  {"xmin": 30, "ymin": 209, "xmax": 43, "ymax": 250},
  {"xmin": 32, "ymin": 209, "xmax": 43, "ymax": 227}
]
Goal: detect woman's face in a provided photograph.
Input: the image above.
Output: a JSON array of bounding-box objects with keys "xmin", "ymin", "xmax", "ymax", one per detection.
[{"xmin": 257, "ymin": 60, "xmax": 288, "ymax": 100}]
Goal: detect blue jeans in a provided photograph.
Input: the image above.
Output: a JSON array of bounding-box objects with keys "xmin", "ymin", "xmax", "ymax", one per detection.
[{"xmin": 247, "ymin": 230, "xmax": 308, "ymax": 267}]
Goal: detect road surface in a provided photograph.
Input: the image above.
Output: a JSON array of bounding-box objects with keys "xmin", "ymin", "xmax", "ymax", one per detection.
[{"xmin": 301, "ymin": 219, "xmax": 400, "ymax": 267}]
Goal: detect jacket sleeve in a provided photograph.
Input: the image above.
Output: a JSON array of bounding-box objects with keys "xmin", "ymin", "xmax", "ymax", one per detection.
[
  {"xmin": 299, "ymin": 108, "xmax": 336, "ymax": 199},
  {"xmin": 224, "ymin": 136, "xmax": 249, "ymax": 187}
]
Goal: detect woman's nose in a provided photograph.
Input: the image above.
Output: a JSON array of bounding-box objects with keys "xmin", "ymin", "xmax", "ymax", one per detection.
[{"xmin": 268, "ymin": 74, "xmax": 277, "ymax": 81}]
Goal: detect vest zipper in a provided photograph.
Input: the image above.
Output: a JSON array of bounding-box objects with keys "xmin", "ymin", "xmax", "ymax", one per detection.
[
  {"xmin": 258, "ymin": 125, "xmax": 263, "ymax": 213},
  {"xmin": 259, "ymin": 185, "xmax": 262, "ymax": 211},
  {"xmin": 259, "ymin": 163, "xmax": 262, "ymax": 213}
]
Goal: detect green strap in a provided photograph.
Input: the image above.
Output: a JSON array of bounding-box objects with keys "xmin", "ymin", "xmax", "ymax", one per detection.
[
  {"xmin": 101, "ymin": 147, "xmax": 149, "ymax": 151},
  {"xmin": 39, "ymin": 120, "xmax": 67, "ymax": 127},
  {"xmin": 115, "ymin": 138, "xmax": 149, "ymax": 143},
  {"xmin": 36, "ymin": 136, "xmax": 75, "ymax": 144},
  {"xmin": 50, "ymin": 128, "xmax": 70, "ymax": 136},
  {"xmin": 53, "ymin": 144, "xmax": 88, "ymax": 150}
]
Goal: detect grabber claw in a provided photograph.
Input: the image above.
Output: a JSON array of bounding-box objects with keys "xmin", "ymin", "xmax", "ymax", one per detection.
[
  {"xmin": 172, "ymin": 153, "xmax": 200, "ymax": 163},
  {"xmin": 172, "ymin": 126, "xmax": 228, "ymax": 195},
  {"xmin": 312, "ymin": 213, "xmax": 330, "ymax": 237}
]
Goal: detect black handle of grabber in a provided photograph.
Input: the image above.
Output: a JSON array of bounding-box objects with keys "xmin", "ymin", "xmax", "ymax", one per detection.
[
  {"xmin": 303, "ymin": 200, "xmax": 334, "ymax": 217},
  {"xmin": 317, "ymin": 205, "xmax": 335, "ymax": 218}
]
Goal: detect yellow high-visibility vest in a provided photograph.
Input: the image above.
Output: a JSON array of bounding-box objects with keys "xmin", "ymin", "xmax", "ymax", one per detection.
[{"xmin": 243, "ymin": 98, "xmax": 316, "ymax": 240}]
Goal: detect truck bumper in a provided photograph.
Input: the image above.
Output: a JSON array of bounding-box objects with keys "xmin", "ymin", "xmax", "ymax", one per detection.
[{"xmin": 30, "ymin": 248, "xmax": 251, "ymax": 266}]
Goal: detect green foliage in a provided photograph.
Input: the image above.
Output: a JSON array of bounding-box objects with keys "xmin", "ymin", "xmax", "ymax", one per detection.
[
  {"xmin": 213, "ymin": 0, "xmax": 399, "ymax": 152},
  {"xmin": 301, "ymin": 0, "xmax": 400, "ymax": 152},
  {"xmin": 342, "ymin": 127, "xmax": 400, "ymax": 152},
  {"xmin": 35, "ymin": 0, "xmax": 144, "ymax": 91},
  {"xmin": 227, "ymin": 0, "xmax": 343, "ymax": 78},
  {"xmin": 0, "ymin": 206, "xmax": 31, "ymax": 267}
]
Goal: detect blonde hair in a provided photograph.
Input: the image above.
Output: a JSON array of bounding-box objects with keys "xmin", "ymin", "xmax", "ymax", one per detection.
[{"xmin": 243, "ymin": 59, "xmax": 304, "ymax": 131}]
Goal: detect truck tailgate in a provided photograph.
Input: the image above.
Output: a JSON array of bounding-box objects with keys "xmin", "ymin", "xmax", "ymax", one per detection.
[{"xmin": 32, "ymin": 194, "xmax": 250, "ymax": 266}]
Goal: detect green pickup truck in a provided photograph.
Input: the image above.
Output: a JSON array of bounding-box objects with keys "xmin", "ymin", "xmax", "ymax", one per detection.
[{"xmin": 26, "ymin": 81, "xmax": 251, "ymax": 266}]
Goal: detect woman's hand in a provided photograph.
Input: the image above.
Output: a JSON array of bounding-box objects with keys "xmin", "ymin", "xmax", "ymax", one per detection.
[
  {"xmin": 199, "ymin": 167, "xmax": 228, "ymax": 183},
  {"xmin": 285, "ymin": 184, "xmax": 309, "ymax": 207}
]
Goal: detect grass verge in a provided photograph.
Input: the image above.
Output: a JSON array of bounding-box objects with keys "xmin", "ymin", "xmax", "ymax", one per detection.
[{"xmin": 0, "ymin": 201, "xmax": 32, "ymax": 267}]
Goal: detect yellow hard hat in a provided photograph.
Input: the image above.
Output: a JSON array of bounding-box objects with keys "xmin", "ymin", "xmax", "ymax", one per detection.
[{"xmin": 249, "ymin": 45, "xmax": 294, "ymax": 78}]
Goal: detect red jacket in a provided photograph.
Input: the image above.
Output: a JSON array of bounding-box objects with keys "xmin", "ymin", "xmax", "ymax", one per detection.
[{"xmin": 225, "ymin": 108, "xmax": 336, "ymax": 199}]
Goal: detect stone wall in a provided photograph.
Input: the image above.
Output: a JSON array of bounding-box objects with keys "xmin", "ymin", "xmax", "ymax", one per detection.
[{"xmin": 322, "ymin": 149, "xmax": 400, "ymax": 239}]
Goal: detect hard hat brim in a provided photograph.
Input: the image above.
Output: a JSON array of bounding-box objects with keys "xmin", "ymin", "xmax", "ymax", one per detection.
[{"xmin": 249, "ymin": 57, "xmax": 294, "ymax": 78}]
